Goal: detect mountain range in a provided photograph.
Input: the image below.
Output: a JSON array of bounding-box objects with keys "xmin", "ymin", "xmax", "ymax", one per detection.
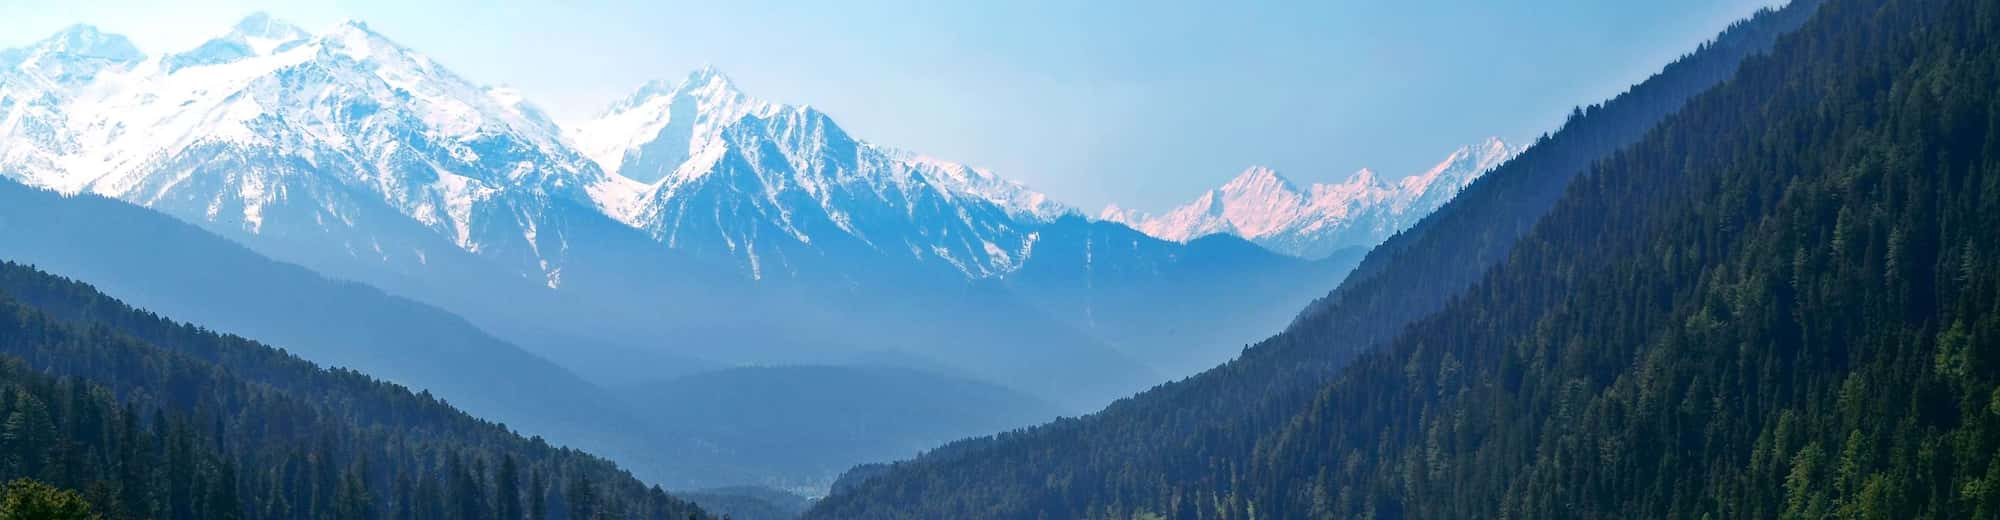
[
  {"xmin": 0, "ymin": 12, "xmax": 1507, "ymax": 494},
  {"xmin": 0, "ymin": 12, "xmax": 1473, "ymax": 415},
  {"xmin": 1100, "ymin": 137, "xmax": 1518, "ymax": 259}
]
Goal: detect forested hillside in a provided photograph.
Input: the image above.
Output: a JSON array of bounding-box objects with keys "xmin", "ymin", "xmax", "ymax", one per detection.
[
  {"xmin": 1250, "ymin": 0, "xmax": 2000, "ymax": 515},
  {"xmin": 805, "ymin": 2, "xmax": 1821, "ymax": 517},
  {"xmin": 0, "ymin": 261, "xmax": 712, "ymax": 519},
  {"xmin": 0, "ymin": 180, "xmax": 729, "ymax": 487}
]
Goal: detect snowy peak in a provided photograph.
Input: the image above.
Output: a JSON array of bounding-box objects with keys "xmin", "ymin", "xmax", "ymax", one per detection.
[
  {"xmin": 1208, "ymin": 166, "xmax": 1306, "ymax": 238},
  {"xmin": 161, "ymin": 13, "xmax": 310, "ymax": 72},
  {"xmin": 1, "ymin": 24, "xmax": 144, "ymax": 84},
  {"xmin": 0, "ymin": 13, "xmax": 631, "ymax": 285},
  {"xmin": 571, "ymin": 69, "xmax": 1077, "ymax": 278},
  {"xmin": 1218, "ymin": 166, "xmax": 1302, "ymax": 200},
  {"xmin": 1098, "ymin": 203, "xmax": 1140, "ymax": 223},
  {"xmin": 1408, "ymin": 137, "xmax": 1513, "ymax": 189},
  {"xmin": 105, "ymin": 14, "xmax": 582, "ymax": 173},
  {"xmin": 36, "ymin": 24, "xmax": 143, "ymax": 62},
  {"xmin": 1103, "ymin": 138, "xmax": 1520, "ymax": 258},
  {"xmin": 0, "ymin": 25, "xmax": 144, "ymax": 189},
  {"xmin": 573, "ymin": 67, "xmax": 1071, "ymax": 220},
  {"xmin": 1340, "ymin": 168, "xmax": 1381, "ymax": 188},
  {"xmin": 1309, "ymin": 168, "xmax": 1386, "ymax": 202},
  {"xmin": 569, "ymin": 66, "xmax": 770, "ymax": 185},
  {"xmin": 1395, "ymin": 137, "xmax": 1520, "ymax": 213},
  {"xmin": 317, "ymin": 20, "xmax": 438, "ymax": 81},
  {"xmin": 289, "ymin": 18, "xmax": 587, "ymax": 169},
  {"xmin": 606, "ymin": 66, "xmax": 739, "ymax": 115},
  {"xmin": 1102, "ymin": 166, "xmax": 1316, "ymax": 243},
  {"xmin": 1220, "ymin": 165, "xmax": 1296, "ymax": 193}
]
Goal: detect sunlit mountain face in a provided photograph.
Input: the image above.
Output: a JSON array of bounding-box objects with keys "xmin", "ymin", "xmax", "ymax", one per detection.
[{"xmin": 1101, "ymin": 137, "xmax": 1519, "ymax": 259}]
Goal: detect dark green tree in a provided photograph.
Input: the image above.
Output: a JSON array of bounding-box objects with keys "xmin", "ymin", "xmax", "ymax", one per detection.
[
  {"xmin": 495, "ymin": 455, "xmax": 522, "ymax": 520},
  {"xmin": 1, "ymin": 394, "xmax": 56, "ymax": 480},
  {"xmin": 0, "ymin": 478, "xmax": 99, "ymax": 520},
  {"xmin": 567, "ymin": 473, "xmax": 597, "ymax": 520}
]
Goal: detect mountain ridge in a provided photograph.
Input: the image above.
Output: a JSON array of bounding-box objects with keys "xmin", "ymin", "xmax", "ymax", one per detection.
[
  {"xmin": 0, "ymin": 12, "xmax": 1495, "ymax": 419},
  {"xmin": 1101, "ymin": 137, "xmax": 1518, "ymax": 258}
]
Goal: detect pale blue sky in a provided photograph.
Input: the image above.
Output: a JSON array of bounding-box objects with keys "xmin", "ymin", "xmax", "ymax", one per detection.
[{"xmin": 3, "ymin": 0, "xmax": 1783, "ymax": 212}]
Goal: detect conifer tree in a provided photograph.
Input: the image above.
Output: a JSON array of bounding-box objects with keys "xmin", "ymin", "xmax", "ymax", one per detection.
[{"xmin": 0, "ymin": 478, "xmax": 98, "ymax": 520}]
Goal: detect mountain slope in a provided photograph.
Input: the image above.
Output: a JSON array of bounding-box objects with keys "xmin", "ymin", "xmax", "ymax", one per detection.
[
  {"xmin": 0, "ymin": 259, "xmax": 713, "ymax": 519},
  {"xmin": 1004, "ymin": 217, "xmax": 1366, "ymax": 377},
  {"xmin": 0, "ymin": 25, "xmax": 143, "ymax": 183},
  {"xmin": 568, "ymin": 67, "xmax": 770, "ymax": 187},
  {"xmin": 806, "ymin": 2, "xmax": 1822, "ymax": 517},
  {"xmin": 578, "ymin": 69, "xmax": 1071, "ymax": 281},
  {"xmin": 1102, "ymin": 138, "xmax": 1517, "ymax": 259},
  {"xmin": 1244, "ymin": 0, "xmax": 1998, "ymax": 515},
  {"xmin": 12, "ymin": 17, "xmax": 621, "ymax": 282}
]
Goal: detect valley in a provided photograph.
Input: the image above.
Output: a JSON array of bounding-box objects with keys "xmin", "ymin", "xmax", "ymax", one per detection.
[{"xmin": 5, "ymin": 1, "xmax": 1987, "ymax": 518}]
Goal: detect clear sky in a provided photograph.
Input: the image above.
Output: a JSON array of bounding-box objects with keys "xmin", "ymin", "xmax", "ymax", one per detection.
[{"xmin": 3, "ymin": 0, "xmax": 1783, "ymax": 213}]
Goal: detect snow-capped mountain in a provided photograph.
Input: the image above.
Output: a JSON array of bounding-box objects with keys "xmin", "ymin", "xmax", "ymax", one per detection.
[
  {"xmin": 0, "ymin": 15, "xmax": 641, "ymax": 290},
  {"xmin": 0, "ymin": 13, "xmax": 1499, "ymax": 413},
  {"xmin": 1101, "ymin": 138, "xmax": 1519, "ymax": 258},
  {"xmin": 569, "ymin": 69, "xmax": 1071, "ymax": 279},
  {"xmin": 0, "ymin": 25, "xmax": 144, "ymax": 189},
  {"xmin": 567, "ymin": 67, "xmax": 771, "ymax": 188},
  {"xmin": 0, "ymin": 15, "xmax": 1158, "ymax": 411}
]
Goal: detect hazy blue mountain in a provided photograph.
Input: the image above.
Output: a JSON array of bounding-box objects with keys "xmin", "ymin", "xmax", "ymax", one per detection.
[
  {"xmin": 618, "ymin": 364, "xmax": 1060, "ymax": 491},
  {"xmin": 682, "ymin": 486, "xmax": 814, "ymax": 520},
  {"xmin": 1005, "ymin": 216, "xmax": 1366, "ymax": 377},
  {"xmin": 0, "ymin": 178, "xmax": 731, "ymax": 488}
]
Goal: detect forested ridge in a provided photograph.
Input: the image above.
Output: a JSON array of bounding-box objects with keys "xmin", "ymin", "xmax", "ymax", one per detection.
[
  {"xmin": 0, "ymin": 260, "xmax": 714, "ymax": 519},
  {"xmin": 1250, "ymin": 0, "xmax": 2000, "ymax": 516},
  {"xmin": 0, "ymin": 180, "xmax": 727, "ymax": 489},
  {"xmin": 806, "ymin": 2, "xmax": 1822, "ymax": 518}
]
